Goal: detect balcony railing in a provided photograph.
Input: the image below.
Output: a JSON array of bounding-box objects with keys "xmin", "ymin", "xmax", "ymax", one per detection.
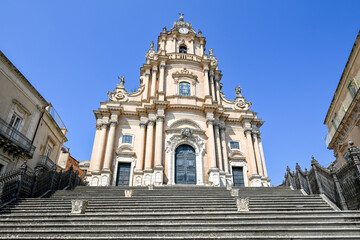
[
  {"xmin": 168, "ymin": 53, "xmax": 203, "ymax": 62},
  {"xmin": 325, "ymin": 83, "xmax": 359, "ymax": 147},
  {"xmin": 0, "ymin": 117, "xmax": 35, "ymax": 157},
  {"xmin": 38, "ymin": 155, "xmax": 55, "ymax": 169},
  {"xmin": 49, "ymin": 106, "xmax": 66, "ymax": 130}
]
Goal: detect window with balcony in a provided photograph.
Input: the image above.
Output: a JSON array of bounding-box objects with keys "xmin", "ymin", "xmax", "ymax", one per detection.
[
  {"xmin": 332, "ymin": 112, "xmax": 340, "ymax": 129},
  {"xmin": 348, "ymin": 80, "xmax": 357, "ymax": 98},
  {"xmin": 230, "ymin": 141, "xmax": 240, "ymax": 150},
  {"xmin": 9, "ymin": 113, "xmax": 22, "ymax": 130},
  {"xmin": 179, "ymin": 45, "xmax": 187, "ymax": 53},
  {"xmin": 122, "ymin": 135, "xmax": 133, "ymax": 144},
  {"xmin": 179, "ymin": 82, "xmax": 191, "ymax": 96}
]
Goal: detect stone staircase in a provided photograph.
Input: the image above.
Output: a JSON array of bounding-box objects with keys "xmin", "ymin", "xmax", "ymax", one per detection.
[{"xmin": 1, "ymin": 185, "xmax": 360, "ymax": 239}]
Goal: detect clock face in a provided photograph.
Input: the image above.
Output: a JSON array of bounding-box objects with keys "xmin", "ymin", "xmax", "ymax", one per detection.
[{"xmin": 179, "ymin": 27, "xmax": 189, "ymax": 34}]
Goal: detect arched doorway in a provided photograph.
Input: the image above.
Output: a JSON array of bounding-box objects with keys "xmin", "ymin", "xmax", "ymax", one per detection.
[{"xmin": 175, "ymin": 144, "xmax": 196, "ymax": 184}]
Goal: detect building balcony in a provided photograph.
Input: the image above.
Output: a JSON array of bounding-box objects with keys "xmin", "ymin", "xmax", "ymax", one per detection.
[
  {"xmin": 0, "ymin": 117, "xmax": 35, "ymax": 158},
  {"xmin": 325, "ymin": 82, "xmax": 360, "ymax": 147},
  {"xmin": 168, "ymin": 53, "xmax": 203, "ymax": 62},
  {"xmin": 37, "ymin": 155, "xmax": 55, "ymax": 169}
]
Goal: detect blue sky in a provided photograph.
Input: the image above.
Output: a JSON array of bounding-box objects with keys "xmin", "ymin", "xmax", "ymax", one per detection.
[{"xmin": 1, "ymin": 1, "xmax": 359, "ymax": 185}]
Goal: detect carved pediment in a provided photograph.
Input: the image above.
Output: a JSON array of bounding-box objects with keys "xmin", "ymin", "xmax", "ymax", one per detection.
[
  {"xmin": 115, "ymin": 144, "xmax": 135, "ymax": 156},
  {"xmin": 172, "ymin": 68, "xmax": 198, "ymax": 81},
  {"xmin": 169, "ymin": 119, "xmax": 201, "ymax": 130}
]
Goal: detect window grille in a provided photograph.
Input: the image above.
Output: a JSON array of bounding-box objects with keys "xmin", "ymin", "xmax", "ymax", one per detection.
[
  {"xmin": 179, "ymin": 82, "xmax": 191, "ymax": 96},
  {"xmin": 122, "ymin": 135, "xmax": 133, "ymax": 144}
]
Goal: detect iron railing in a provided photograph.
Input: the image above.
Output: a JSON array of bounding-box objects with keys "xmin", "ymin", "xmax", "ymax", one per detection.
[
  {"xmin": 49, "ymin": 106, "xmax": 66, "ymax": 130},
  {"xmin": 0, "ymin": 117, "xmax": 35, "ymax": 157},
  {"xmin": 283, "ymin": 141, "xmax": 360, "ymax": 210},
  {"xmin": 0, "ymin": 161, "xmax": 84, "ymax": 207},
  {"xmin": 38, "ymin": 155, "xmax": 55, "ymax": 169}
]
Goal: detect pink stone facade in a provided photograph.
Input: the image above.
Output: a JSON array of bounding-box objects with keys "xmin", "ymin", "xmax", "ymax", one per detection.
[{"xmin": 87, "ymin": 16, "xmax": 270, "ymax": 187}]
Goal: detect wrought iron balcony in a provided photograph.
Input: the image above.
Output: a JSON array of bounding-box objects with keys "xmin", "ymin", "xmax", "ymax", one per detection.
[
  {"xmin": 38, "ymin": 155, "xmax": 55, "ymax": 170},
  {"xmin": 0, "ymin": 117, "xmax": 35, "ymax": 157}
]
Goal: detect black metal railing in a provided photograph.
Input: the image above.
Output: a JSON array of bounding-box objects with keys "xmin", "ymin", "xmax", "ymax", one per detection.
[
  {"xmin": 38, "ymin": 155, "xmax": 55, "ymax": 169},
  {"xmin": 0, "ymin": 117, "xmax": 35, "ymax": 157},
  {"xmin": 0, "ymin": 161, "xmax": 84, "ymax": 207},
  {"xmin": 283, "ymin": 141, "xmax": 360, "ymax": 210}
]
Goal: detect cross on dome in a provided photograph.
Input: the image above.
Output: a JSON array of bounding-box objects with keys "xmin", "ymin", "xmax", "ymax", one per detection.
[{"xmin": 179, "ymin": 12, "xmax": 184, "ymax": 22}]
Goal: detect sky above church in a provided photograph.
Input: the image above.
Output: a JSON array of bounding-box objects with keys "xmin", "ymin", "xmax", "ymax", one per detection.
[{"xmin": 1, "ymin": 0, "xmax": 359, "ymax": 185}]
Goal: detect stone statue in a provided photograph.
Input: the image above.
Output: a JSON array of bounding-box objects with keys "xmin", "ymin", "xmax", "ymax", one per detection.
[
  {"xmin": 209, "ymin": 48, "xmax": 213, "ymax": 56},
  {"xmin": 163, "ymin": 26, "xmax": 167, "ymax": 33},
  {"xmin": 118, "ymin": 75, "xmax": 125, "ymax": 88},
  {"xmin": 235, "ymin": 85, "xmax": 243, "ymax": 98},
  {"xmin": 150, "ymin": 41, "xmax": 154, "ymax": 49},
  {"xmin": 198, "ymin": 29, "xmax": 202, "ymax": 37}
]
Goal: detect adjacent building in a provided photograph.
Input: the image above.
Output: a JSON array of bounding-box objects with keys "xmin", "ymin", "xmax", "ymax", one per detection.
[
  {"xmin": 87, "ymin": 16, "xmax": 269, "ymax": 187},
  {"xmin": 324, "ymin": 31, "xmax": 360, "ymax": 167},
  {"xmin": 0, "ymin": 51, "xmax": 68, "ymax": 174},
  {"xmin": 57, "ymin": 146, "xmax": 85, "ymax": 180}
]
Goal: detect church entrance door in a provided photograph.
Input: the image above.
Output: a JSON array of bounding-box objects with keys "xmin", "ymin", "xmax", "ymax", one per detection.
[
  {"xmin": 175, "ymin": 145, "xmax": 196, "ymax": 184},
  {"xmin": 232, "ymin": 167, "xmax": 245, "ymax": 187},
  {"xmin": 116, "ymin": 163, "xmax": 131, "ymax": 186}
]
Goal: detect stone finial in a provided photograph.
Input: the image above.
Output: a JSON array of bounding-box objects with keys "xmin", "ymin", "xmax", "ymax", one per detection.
[
  {"xmin": 330, "ymin": 162, "xmax": 336, "ymax": 173},
  {"xmin": 209, "ymin": 48, "xmax": 214, "ymax": 56},
  {"xmin": 295, "ymin": 163, "xmax": 301, "ymax": 171},
  {"xmin": 304, "ymin": 168, "xmax": 308, "ymax": 174},
  {"xmin": 198, "ymin": 29, "xmax": 202, "ymax": 37},
  {"xmin": 179, "ymin": 12, "xmax": 184, "ymax": 22},
  {"xmin": 311, "ymin": 155, "xmax": 318, "ymax": 165},
  {"xmin": 236, "ymin": 197, "xmax": 250, "ymax": 212},
  {"xmin": 124, "ymin": 190, "xmax": 133, "ymax": 198},
  {"xmin": 235, "ymin": 86, "xmax": 243, "ymax": 98},
  {"xmin": 286, "ymin": 166, "xmax": 290, "ymax": 172},
  {"xmin": 163, "ymin": 26, "xmax": 167, "ymax": 33},
  {"xmin": 230, "ymin": 189, "xmax": 239, "ymax": 197},
  {"xmin": 150, "ymin": 41, "xmax": 154, "ymax": 49},
  {"xmin": 71, "ymin": 200, "xmax": 88, "ymax": 214}
]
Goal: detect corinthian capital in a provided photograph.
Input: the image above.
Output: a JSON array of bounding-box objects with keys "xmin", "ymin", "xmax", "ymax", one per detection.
[{"xmin": 206, "ymin": 119, "xmax": 215, "ymax": 125}]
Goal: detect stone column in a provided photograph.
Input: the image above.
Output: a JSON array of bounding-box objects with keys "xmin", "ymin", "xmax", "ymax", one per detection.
[
  {"xmin": 158, "ymin": 61, "xmax": 166, "ymax": 101},
  {"xmin": 135, "ymin": 122, "xmax": 147, "ymax": 171},
  {"xmin": 214, "ymin": 123, "xmax": 223, "ymax": 171},
  {"xmin": 102, "ymin": 121, "xmax": 117, "ymax": 171},
  {"xmin": 258, "ymin": 135, "xmax": 268, "ymax": 177},
  {"xmin": 101, "ymin": 120, "xmax": 117, "ymax": 186},
  {"xmin": 143, "ymin": 70, "xmax": 150, "ymax": 100},
  {"xmin": 150, "ymin": 66, "xmax": 158, "ymax": 98},
  {"xmin": 93, "ymin": 123, "xmax": 108, "ymax": 174},
  {"xmin": 215, "ymin": 77, "xmax": 221, "ymax": 104},
  {"xmin": 220, "ymin": 125, "xmax": 229, "ymax": 173},
  {"xmin": 154, "ymin": 116, "xmax": 164, "ymax": 185},
  {"xmin": 209, "ymin": 70, "xmax": 216, "ymax": 102},
  {"xmin": 203, "ymin": 67, "xmax": 210, "ymax": 96},
  {"xmin": 144, "ymin": 120, "xmax": 155, "ymax": 170},
  {"xmin": 207, "ymin": 119, "xmax": 220, "ymax": 186},
  {"xmin": 252, "ymin": 132, "xmax": 263, "ymax": 176},
  {"xmin": 244, "ymin": 129, "xmax": 257, "ymax": 175},
  {"xmin": 154, "ymin": 116, "xmax": 164, "ymax": 167}
]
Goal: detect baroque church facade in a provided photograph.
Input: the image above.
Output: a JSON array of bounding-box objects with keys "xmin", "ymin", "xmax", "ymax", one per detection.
[{"xmin": 87, "ymin": 16, "xmax": 270, "ymax": 187}]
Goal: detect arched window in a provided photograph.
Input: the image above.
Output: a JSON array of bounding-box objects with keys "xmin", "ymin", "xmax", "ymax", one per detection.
[
  {"xmin": 179, "ymin": 45, "xmax": 187, "ymax": 53},
  {"xmin": 179, "ymin": 82, "xmax": 190, "ymax": 96}
]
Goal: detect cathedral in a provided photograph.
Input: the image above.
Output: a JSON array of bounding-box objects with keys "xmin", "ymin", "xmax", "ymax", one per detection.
[{"xmin": 87, "ymin": 15, "xmax": 270, "ymax": 187}]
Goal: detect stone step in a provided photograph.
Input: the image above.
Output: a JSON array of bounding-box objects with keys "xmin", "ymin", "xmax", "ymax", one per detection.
[
  {"xmin": 1, "ymin": 236, "xmax": 359, "ymax": 239},
  {"xmin": 0, "ymin": 221, "xmax": 360, "ymax": 232},
  {"xmin": 3, "ymin": 210, "xmax": 355, "ymax": 217},
  {"xmin": 1, "ymin": 227, "xmax": 360, "ymax": 237}
]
